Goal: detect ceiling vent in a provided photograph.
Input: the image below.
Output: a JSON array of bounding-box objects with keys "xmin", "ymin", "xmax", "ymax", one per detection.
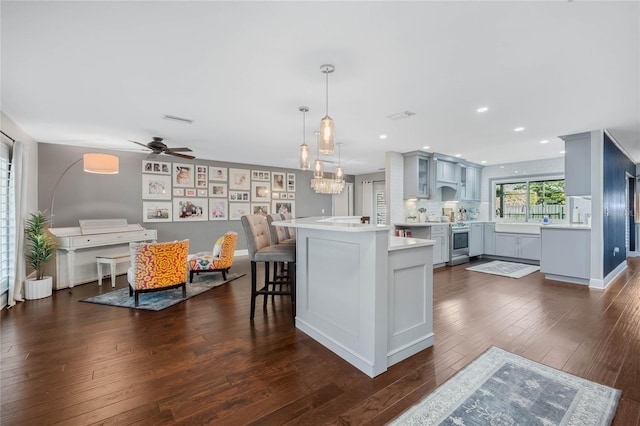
[{"xmin": 386, "ymin": 111, "xmax": 416, "ymax": 120}]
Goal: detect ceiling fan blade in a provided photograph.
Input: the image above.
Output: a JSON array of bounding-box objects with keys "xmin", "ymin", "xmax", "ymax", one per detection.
[
  {"xmin": 130, "ymin": 140, "xmax": 150, "ymax": 149},
  {"xmin": 165, "ymin": 147, "xmax": 193, "ymax": 152},
  {"xmin": 167, "ymin": 151, "xmax": 196, "ymax": 160}
]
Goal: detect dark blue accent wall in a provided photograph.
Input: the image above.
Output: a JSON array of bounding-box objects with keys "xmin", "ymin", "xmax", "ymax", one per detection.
[{"xmin": 602, "ymin": 133, "xmax": 635, "ymax": 276}]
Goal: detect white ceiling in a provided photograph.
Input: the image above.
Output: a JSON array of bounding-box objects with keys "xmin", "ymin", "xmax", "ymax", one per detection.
[{"xmin": 2, "ymin": 1, "xmax": 639, "ymax": 175}]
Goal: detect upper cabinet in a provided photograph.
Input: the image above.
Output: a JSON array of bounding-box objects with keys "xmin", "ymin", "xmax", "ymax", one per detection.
[
  {"xmin": 460, "ymin": 165, "xmax": 482, "ymax": 201},
  {"xmin": 403, "ymin": 151, "xmax": 431, "ymax": 199},
  {"xmin": 561, "ymin": 132, "xmax": 591, "ymax": 197},
  {"xmin": 436, "ymin": 160, "xmax": 458, "ymax": 184}
]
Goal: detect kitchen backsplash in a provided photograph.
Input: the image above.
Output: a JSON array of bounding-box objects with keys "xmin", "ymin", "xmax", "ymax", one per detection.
[{"xmin": 405, "ymin": 199, "xmax": 482, "ymax": 222}]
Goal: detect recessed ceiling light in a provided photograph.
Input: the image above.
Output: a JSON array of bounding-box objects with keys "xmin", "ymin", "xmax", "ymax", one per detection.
[
  {"xmin": 481, "ymin": 160, "xmax": 487, "ymax": 164},
  {"xmin": 379, "ymin": 134, "xmax": 387, "ymax": 139},
  {"xmin": 477, "ymin": 107, "xmax": 489, "ymax": 113},
  {"xmin": 540, "ymin": 140, "xmax": 549, "ymax": 144},
  {"xmin": 455, "ymin": 153, "xmax": 462, "ymax": 157},
  {"xmin": 560, "ymin": 150, "xmax": 566, "ymax": 154},
  {"xmin": 422, "ymin": 145, "xmax": 430, "ymax": 150},
  {"xmin": 514, "ymin": 127, "xmax": 525, "ymax": 132},
  {"xmin": 514, "ymin": 171, "xmax": 519, "ymax": 173},
  {"xmin": 500, "ymin": 166, "xmax": 505, "ymax": 168}
]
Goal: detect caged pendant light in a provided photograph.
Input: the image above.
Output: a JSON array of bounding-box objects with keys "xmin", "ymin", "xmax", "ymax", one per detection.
[
  {"xmin": 298, "ymin": 106, "xmax": 310, "ymax": 170},
  {"xmin": 318, "ymin": 64, "xmax": 335, "ymax": 155}
]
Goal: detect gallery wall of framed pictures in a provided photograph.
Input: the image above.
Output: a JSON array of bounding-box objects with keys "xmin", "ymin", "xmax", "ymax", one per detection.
[{"xmin": 141, "ymin": 162, "xmax": 296, "ymax": 222}]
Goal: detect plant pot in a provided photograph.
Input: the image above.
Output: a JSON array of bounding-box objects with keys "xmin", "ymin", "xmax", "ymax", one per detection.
[{"xmin": 25, "ymin": 276, "xmax": 53, "ymax": 300}]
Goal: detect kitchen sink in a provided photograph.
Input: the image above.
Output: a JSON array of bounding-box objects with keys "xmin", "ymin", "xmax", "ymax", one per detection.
[{"xmin": 494, "ymin": 222, "xmax": 541, "ymax": 234}]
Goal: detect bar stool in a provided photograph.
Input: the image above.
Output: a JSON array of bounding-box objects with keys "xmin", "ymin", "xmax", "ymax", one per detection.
[
  {"xmin": 266, "ymin": 213, "xmax": 295, "ymax": 296},
  {"xmin": 241, "ymin": 214, "xmax": 296, "ymax": 321}
]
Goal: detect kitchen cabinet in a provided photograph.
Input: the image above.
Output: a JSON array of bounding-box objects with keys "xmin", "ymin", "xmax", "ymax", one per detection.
[
  {"xmin": 484, "ymin": 223, "xmax": 496, "ymax": 255},
  {"xmin": 562, "ymin": 132, "xmax": 591, "ymax": 197},
  {"xmin": 436, "ymin": 160, "xmax": 458, "ymax": 184},
  {"xmin": 430, "ymin": 225, "xmax": 450, "ymax": 265},
  {"xmin": 469, "ymin": 223, "xmax": 484, "ymax": 257},
  {"xmin": 495, "ymin": 233, "xmax": 540, "ymax": 261},
  {"xmin": 403, "ymin": 151, "xmax": 431, "ymax": 199},
  {"xmin": 540, "ymin": 227, "xmax": 590, "ymax": 283},
  {"xmin": 461, "ymin": 166, "xmax": 482, "ymax": 201}
]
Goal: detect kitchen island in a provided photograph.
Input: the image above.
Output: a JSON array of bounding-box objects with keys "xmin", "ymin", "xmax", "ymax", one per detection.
[{"xmin": 272, "ymin": 216, "xmax": 435, "ymax": 377}]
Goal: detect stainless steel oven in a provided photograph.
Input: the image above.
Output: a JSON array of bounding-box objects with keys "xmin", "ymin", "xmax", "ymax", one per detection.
[{"xmin": 449, "ymin": 223, "xmax": 470, "ymax": 266}]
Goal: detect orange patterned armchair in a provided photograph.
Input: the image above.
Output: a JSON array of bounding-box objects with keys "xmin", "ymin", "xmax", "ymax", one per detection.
[
  {"xmin": 127, "ymin": 239, "xmax": 189, "ymax": 306},
  {"xmin": 187, "ymin": 232, "xmax": 238, "ymax": 283}
]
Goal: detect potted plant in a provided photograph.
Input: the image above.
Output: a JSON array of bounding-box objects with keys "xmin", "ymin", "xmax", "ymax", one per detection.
[{"xmin": 24, "ymin": 210, "xmax": 56, "ymax": 299}]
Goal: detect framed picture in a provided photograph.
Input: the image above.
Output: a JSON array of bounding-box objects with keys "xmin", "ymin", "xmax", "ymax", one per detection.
[
  {"xmin": 173, "ymin": 198, "xmax": 208, "ymax": 222},
  {"xmin": 142, "ymin": 201, "xmax": 172, "ymax": 222},
  {"xmin": 209, "ymin": 183, "xmax": 228, "ymax": 198},
  {"xmin": 142, "ymin": 160, "xmax": 170, "ymax": 175},
  {"xmin": 287, "ymin": 192, "xmax": 295, "ymax": 200},
  {"xmin": 272, "ymin": 201, "xmax": 294, "ymax": 216},
  {"xmin": 272, "ymin": 192, "xmax": 280, "ymax": 200},
  {"xmin": 251, "ymin": 182, "xmax": 270, "ymax": 202},
  {"xmin": 173, "ymin": 163, "xmax": 195, "ymax": 188},
  {"xmin": 195, "ymin": 165, "xmax": 208, "ymax": 188},
  {"xmin": 197, "ymin": 189, "xmax": 208, "ymax": 197},
  {"xmin": 142, "ymin": 174, "xmax": 171, "ymax": 200},
  {"xmin": 251, "ymin": 170, "xmax": 270, "ymax": 182},
  {"xmin": 209, "ymin": 167, "xmax": 228, "ymax": 181},
  {"xmin": 287, "ymin": 173, "xmax": 296, "ymax": 192},
  {"xmin": 251, "ymin": 203, "xmax": 270, "ymax": 217},
  {"xmin": 185, "ymin": 188, "xmax": 197, "ymax": 197},
  {"xmin": 209, "ymin": 199, "xmax": 228, "ymax": 221},
  {"xmin": 271, "ymin": 171, "xmax": 286, "ymax": 192},
  {"xmin": 229, "ymin": 168, "xmax": 250, "ymax": 190},
  {"xmin": 280, "ymin": 193, "xmax": 288, "ymax": 200},
  {"xmin": 173, "ymin": 188, "xmax": 184, "ymax": 197},
  {"xmin": 229, "ymin": 190, "xmax": 250, "ymax": 201},
  {"xmin": 229, "ymin": 202, "xmax": 250, "ymax": 220}
]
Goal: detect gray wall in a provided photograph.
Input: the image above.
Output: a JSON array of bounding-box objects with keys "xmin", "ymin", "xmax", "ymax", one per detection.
[
  {"xmin": 38, "ymin": 143, "xmax": 334, "ymax": 252},
  {"xmin": 354, "ymin": 171, "xmax": 385, "ymax": 215}
]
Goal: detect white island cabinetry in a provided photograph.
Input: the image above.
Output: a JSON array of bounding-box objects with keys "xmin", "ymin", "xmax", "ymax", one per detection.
[
  {"xmin": 540, "ymin": 225, "xmax": 591, "ymax": 284},
  {"xmin": 274, "ymin": 217, "xmax": 435, "ymax": 378}
]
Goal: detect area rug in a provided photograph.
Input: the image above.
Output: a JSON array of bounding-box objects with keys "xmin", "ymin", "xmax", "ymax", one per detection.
[
  {"xmin": 80, "ymin": 272, "xmax": 245, "ymax": 311},
  {"xmin": 466, "ymin": 260, "xmax": 540, "ymax": 278},
  {"xmin": 388, "ymin": 346, "xmax": 620, "ymax": 426}
]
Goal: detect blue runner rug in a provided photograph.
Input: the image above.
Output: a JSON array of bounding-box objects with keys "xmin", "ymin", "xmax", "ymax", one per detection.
[
  {"xmin": 80, "ymin": 272, "xmax": 244, "ymax": 311},
  {"xmin": 389, "ymin": 346, "xmax": 620, "ymax": 426}
]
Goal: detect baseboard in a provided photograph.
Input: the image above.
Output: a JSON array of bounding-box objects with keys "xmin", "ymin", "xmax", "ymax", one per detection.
[
  {"xmin": 234, "ymin": 249, "xmax": 248, "ymax": 257},
  {"xmin": 590, "ymin": 260, "xmax": 628, "ymax": 290}
]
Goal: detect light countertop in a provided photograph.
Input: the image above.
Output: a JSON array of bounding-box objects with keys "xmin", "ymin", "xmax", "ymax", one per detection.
[
  {"xmin": 388, "ymin": 236, "xmax": 435, "ymax": 251},
  {"xmin": 273, "ymin": 216, "xmax": 392, "ymax": 232},
  {"xmin": 541, "ymin": 223, "xmax": 591, "ymax": 230}
]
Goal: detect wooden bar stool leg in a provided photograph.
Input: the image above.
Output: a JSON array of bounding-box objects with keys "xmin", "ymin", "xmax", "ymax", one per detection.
[
  {"xmin": 250, "ymin": 261, "xmax": 258, "ymax": 320},
  {"xmin": 264, "ymin": 262, "xmax": 270, "ymax": 308}
]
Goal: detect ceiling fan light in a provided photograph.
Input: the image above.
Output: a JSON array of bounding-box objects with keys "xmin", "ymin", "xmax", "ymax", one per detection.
[{"xmin": 319, "ymin": 116, "xmax": 334, "ymax": 154}]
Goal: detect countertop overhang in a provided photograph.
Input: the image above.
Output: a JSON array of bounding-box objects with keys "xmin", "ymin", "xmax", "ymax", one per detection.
[{"xmin": 273, "ymin": 216, "xmax": 392, "ymax": 232}]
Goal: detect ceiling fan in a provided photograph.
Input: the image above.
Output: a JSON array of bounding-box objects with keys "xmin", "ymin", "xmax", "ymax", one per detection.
[{"xmin": 130, "ymin": 137, "xmax": 195, "ymax": 159}]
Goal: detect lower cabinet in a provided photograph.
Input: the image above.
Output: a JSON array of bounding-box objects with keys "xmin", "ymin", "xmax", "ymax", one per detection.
[
  {"xmin": 495, "ymin": 233, "xmax": 540, "ymax": 261},
  {"xmin": 469, "ymin": 223, "xmax": 484, "ymax": 257},
  {"xmin": 430, "ymin": 225, "xmax": 450, "ymax": 265},
  {"xmin": 483, "ymin": 223, "xmax": 496, "ymax": 255}
]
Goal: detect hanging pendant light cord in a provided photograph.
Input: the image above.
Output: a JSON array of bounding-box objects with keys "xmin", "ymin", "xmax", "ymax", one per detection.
[{"xmin": 325, "ymin": 70, "xmax": 329, "ymax": 117}]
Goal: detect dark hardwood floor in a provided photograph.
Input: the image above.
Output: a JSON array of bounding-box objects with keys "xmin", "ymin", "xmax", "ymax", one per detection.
[{"xmin": 2, "ymin": 256, "xmax": 639, "ymax": 425}]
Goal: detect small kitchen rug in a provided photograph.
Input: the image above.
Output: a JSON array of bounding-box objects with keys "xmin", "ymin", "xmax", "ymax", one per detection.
[
  {"xmin": 466, "ymin": 260, "xmax": 540, "ymax": 279},
  {"xmin": 80, "ymin": 272, "xmax": 244, "ymax": 311},
  {"xmin": 387, "ymin": 346, "xmax": 621, "ymax": 426}
]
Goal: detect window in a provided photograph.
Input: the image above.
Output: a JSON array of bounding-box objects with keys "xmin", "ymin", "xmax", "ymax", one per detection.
[
  {"xmin": 0, "ymin": 141, "xmax": 12, "ymax": 307},
  {"xmin": 494, "ymin": 178, "xmax": 565, "ymax": 222}
]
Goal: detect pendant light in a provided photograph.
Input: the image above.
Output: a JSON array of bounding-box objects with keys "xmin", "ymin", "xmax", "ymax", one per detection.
[
  {"xmin": 313, "ymin": 131, "xmax": 323, "ymax": 178},
  {"xmin": 319, "ymin": 64, "xmax": 335, "ymax": 155},
  {"xmin": 298, "ymin": 106, "xmax": 310, "ymax": 170},
  {"xmin": 335, "ymin": 142, "xmax": 344, "ymax": 183}
]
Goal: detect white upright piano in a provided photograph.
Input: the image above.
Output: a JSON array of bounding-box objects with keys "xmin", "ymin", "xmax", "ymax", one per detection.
[{"xmin": 49, "ymin": 219, "xmax": 157, "ymax": 289}]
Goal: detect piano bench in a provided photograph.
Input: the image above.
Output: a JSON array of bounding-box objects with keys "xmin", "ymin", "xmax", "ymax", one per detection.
[{"xmin": 96, "ymin": 254, "xmax": 130, "ymax": 288}]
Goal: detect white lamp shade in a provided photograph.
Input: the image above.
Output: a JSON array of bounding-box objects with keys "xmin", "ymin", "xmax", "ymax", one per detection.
[
  {"xmin": 83, "ymin": 153, "xmax": 119, "ymax": 174},
  {"xmin": 319, "ymin": 116, "xmax": 334, "ymax": 154},
  {"xmin": 299, "ymin": 144, "xmax": 310, "ymax": 170}
]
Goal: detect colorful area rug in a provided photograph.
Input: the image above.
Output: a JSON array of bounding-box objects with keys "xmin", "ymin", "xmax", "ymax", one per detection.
[
  {"xmin": 389, "ymin": 347, "xmax": 620, "ymax": 426},
  {"xmin": 466, "ymin": 260, "xmax": 540, "ymax": 278},
  {"xmin": 80, "ymin": 272, "xmax": 244, "ymax": 311}
]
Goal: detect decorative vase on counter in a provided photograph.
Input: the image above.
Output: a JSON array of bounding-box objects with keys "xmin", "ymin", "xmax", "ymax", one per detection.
[{"xmin": 419, "ymin": 213, "xmax": 426, "ymax": 223}]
